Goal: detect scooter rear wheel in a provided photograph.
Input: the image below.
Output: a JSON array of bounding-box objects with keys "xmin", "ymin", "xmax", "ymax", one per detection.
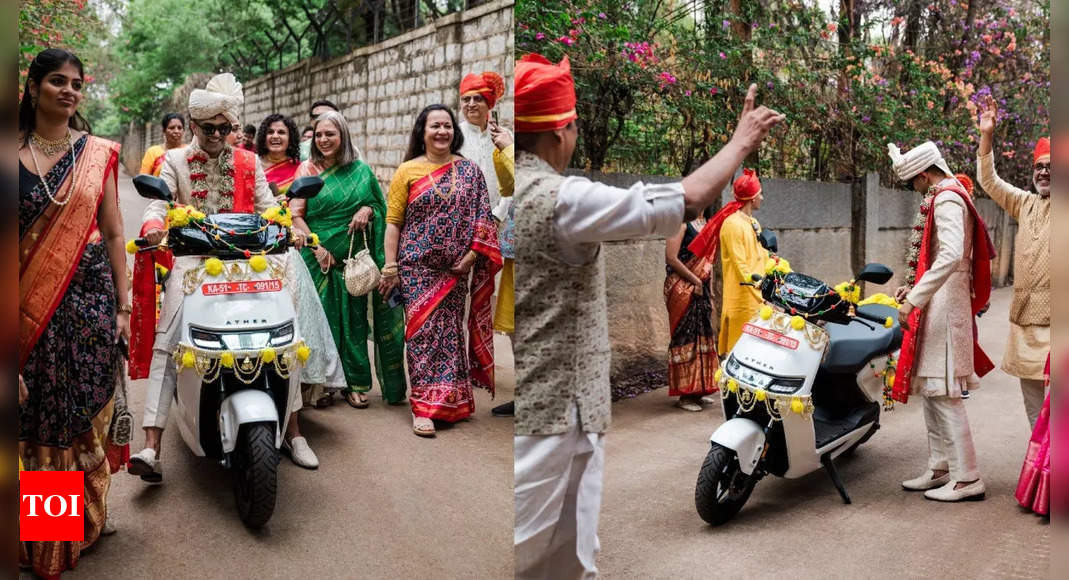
[
  {"xmin": 233, "ymin": 422, "xmax": 279, "ymax": 528},
  {"xmin": 695, "ymin": 443, "xmax": 757, "ymax": 525}
]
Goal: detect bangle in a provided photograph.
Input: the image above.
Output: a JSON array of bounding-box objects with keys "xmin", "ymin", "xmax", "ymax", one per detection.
[
  {"xmin": 117, "ymin": 304, "xmax": 133, "ymax": 314},
  {"xmin": 384, "ymin": 261, "xmax": 399, "ymax": 269}
]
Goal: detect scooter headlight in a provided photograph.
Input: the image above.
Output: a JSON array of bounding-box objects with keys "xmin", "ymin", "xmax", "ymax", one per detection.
[
  {"xmin": 725, "ymin": 355, "xmax": 804, "ymax": 394},
  {"xmin": 270, "ymin": 322, "xmax": 294, "ymax": 346},
  {"xmin": 190, "ymin": 328, "xmax": 224, "ymax": 349}
]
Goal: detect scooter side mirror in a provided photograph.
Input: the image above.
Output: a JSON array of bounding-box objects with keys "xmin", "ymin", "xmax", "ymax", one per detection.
[
  {"xmin": 287, "ymin": 176, "xmax": 323, "ymax": 199},
  {"xmin": 856, "ymin": 263, "xmax": 893, "ymax": 285},
  {"xmin": 132, "ymin": 175, "xmax": 173, "ymax": 202},
  {"xmin": 758, "ymin": 229, "xmax": 778, "ymax": 253}
]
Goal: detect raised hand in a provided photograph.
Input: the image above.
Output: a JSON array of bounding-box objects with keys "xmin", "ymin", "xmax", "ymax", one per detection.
[
  {"xmin": 730, "ymin": 84, "xmax": 787, "ymax": 155},
  {"xmin": 977, "ymin": 94, "xmax": 997, "ymax": 135}
]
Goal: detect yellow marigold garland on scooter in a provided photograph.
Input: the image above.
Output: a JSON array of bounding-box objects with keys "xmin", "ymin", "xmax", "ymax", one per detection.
[{"xmin": 174, "ymin": 341, "xmax": 311, "ymax": 384}]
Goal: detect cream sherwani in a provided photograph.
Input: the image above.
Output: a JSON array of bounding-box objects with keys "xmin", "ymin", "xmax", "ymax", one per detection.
[{"xmin": 904, "ymin": 178, "xmax": 981, "ymax": 482}]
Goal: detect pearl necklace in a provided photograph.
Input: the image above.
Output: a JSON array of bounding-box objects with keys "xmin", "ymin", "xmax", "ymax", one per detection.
[{"xmin": 29, "ymin": 128, "xmax": 77, "ymax": 206}]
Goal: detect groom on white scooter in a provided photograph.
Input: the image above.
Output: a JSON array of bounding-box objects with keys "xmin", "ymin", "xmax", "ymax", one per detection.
[{"xmin": 129, "ymin": 73, "xmax": 322, "ymax": 481}]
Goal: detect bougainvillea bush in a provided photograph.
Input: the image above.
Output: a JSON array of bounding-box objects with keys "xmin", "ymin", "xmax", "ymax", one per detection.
[{"xmin": 517, "ymin": 0, "xmax": 1049, "ymax": 188}]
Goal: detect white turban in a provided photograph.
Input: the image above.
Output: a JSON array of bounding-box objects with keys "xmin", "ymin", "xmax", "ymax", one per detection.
[
  {"xmin": 887, "ymin": 141, "xmax": 953, "ymax": 181},
  {"xmin": 188, "ymin": 73, "xmax": 244, "ymax": 125}
]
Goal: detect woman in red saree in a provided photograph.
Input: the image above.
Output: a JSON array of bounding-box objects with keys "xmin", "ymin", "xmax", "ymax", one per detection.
[
  {"xmin": 257, "ymin": 113, "xmax": 302, "ymax": 199},
  {"xmin": 664, "ymin": 215, "xmax": 720, "ymax": 411},
  {"xmin": 18, "ymin": 49, "xmax": 130, "ymax": 579},
  {"xmin": 380, "ymin": 104, "xmax": 501, "ymax": 437}
]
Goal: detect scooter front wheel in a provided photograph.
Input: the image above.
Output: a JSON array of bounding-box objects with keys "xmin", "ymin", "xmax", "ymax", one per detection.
[
  {"xmin": 233, "ymin": 422, "xmax": 279, "ymax": 528},
  {"xmin": 695, "ymin": 443, "xmax": 757, "ymax": 525}
]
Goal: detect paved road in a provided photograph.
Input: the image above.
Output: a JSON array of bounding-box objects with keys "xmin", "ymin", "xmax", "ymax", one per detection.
[
  {"xmin": 61, "ymin": 169, "xmax": 514, "ymax": 578},
  {"xmin": 597, "ymin": 285, "xmax": 1049, "ymax": 578}
]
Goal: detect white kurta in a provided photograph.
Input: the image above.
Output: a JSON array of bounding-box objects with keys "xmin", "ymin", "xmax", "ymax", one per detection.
[{"xmin": 460, "ymin": 120, "xmax": 509, "ymax": 209}]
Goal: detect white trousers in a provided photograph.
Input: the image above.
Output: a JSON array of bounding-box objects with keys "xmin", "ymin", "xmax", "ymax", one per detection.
[
  {"xmin": 515, "ymin": 407, "xmax": 605, "ymax": 580},
  {"xmin": 1020, "ymin": 378, "xmax": 1046, "ymax": 430},
  {"xmin": 142, "ymin": 348, "xmax": 302, "ymax": 430},
  {"xmin": 923, "ymin": 395, "xmax": 980, "ymax": 482}
]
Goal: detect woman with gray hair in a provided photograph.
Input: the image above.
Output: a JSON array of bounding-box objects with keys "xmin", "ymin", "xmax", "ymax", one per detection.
[{"xmin": 291, "ymin": 111, "xmax": 407, "ymax": 409}]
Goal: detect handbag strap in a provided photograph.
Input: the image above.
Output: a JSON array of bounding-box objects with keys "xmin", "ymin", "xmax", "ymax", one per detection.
[
  {"xmin": 348, "ymin": 231, "xmax": 355, "ymax": 259},
  {"xmin": 348, "ymin": 221, "xmax": 372, "ymax": 259}
]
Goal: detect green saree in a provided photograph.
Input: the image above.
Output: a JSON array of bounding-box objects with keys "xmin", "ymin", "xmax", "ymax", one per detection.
[{"xmin": 300, "ymin": 160, "xmax": 407, "ymax": 403}]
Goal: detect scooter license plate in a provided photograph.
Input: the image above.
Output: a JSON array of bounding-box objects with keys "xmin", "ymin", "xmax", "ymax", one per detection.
[
  {"xmin": 742, "ymin": 323, "xmax": 799, "ymax": 350},
  {"xmin": 201, "ymin": 279, "xmax": 283, "ymax": 296}
]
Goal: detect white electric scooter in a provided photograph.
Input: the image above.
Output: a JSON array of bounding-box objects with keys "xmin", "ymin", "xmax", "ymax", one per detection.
[
  {"xmin": 132, "ymin": 174, "xmax": 322, "ymax": 528},
  {"xmin": 694, "ymin": 230, "xmax": 902, "ymax": 526}
]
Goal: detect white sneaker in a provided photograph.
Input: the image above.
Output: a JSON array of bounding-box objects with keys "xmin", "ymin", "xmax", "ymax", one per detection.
[
  {"xmin": 676, "ymin": 399, "xmax": 703, "ymax": 412},
  {"xmin": 924, "ymin": 479, "xmax": 986, "ymax": 502},
  {"xmin": 283, "ymin": 436, "xmax": 319, "ymax": 469},
  {"xmin": 700, "ymin": 395, "xmax": 719, "ymax": 406},
  {"xmin": 128, "ymin": 448, "xmax": 162, "ymax": 483},
  {"xmin": 901, "ymin": 469, "xmax": 950, "ymax": 491}
]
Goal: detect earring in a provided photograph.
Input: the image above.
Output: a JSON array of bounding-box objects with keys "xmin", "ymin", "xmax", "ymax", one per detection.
[{"xmin": 31, "ymin": 96, "xmax": 38, "ymax": 108}]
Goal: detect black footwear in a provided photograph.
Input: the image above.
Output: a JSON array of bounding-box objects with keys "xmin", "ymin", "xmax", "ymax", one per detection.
[{"xmin": 491, "ymin": 401, "xmax": 514, "ymax": 417}]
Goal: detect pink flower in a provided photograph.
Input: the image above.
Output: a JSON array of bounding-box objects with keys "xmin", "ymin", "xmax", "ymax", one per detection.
[
  {"xmin": 685, "ymin": 90, "xmax": 692, "ymax": 96},
  {"xmin": 535, "ymin": 32, "xmax": 545, "ymax": 40},
  {"xmin": 599, "ymin": 12, "xmax": 607, "ymax": 19},
  {"xmin": 719, "ymin": 52, "xmax": 726, "ymax": 59},
  {"xmin": 557, "ymin": 36, "xmax": 574, "ymax": 46},
  {"xmin": 710, "ymin": 87, "xmax": 719, "ymax": 95}
]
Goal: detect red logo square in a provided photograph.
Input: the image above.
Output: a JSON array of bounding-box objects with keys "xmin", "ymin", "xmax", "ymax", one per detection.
[{"xmin": 20, "ymin": 471, "xmax": 84, "ymax": 541}]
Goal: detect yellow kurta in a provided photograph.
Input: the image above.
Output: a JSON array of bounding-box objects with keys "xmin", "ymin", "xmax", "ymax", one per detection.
[
  {"xmin": 718, "ymin": 211, "xmax": 767, "ymax": 354},
  {"xmin": 492, "ymin": 145, "xmax": 515, "ymax": 333},
  {"xmin": 139, "ymin": 144, "xmax": 166, "ymax": 175}
]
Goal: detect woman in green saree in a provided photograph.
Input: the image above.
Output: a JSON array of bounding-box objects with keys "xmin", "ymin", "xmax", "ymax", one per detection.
[{"xmin": 291, "ymin": 111, "xmax": 407, "ymax": 407}]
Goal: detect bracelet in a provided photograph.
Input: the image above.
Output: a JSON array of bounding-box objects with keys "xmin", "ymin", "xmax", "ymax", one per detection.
[
  {"xmin": 117, "ymin": 304, "xmax": 133, "ymax": 314},
  {"xmin": 383, "ymin": 261, "xmax": 399, "ymax": 269},
  {"xmin": 381, "ymin": 267, "xmax": 399, "ymax": 277}
]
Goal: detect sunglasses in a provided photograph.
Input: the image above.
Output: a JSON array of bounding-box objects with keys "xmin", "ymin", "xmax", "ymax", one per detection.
[{"xmin": 196, "ymin": 121, "xmax": 233, "ymax": 136}]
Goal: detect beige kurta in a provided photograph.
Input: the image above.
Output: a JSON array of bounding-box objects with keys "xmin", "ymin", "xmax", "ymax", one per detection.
[
  {"xmin": 976, "ymin": 151, "xmax": 1050, "ymax": 380},
  {"xmin": 905, "ymin": 183, "xmax": 975, "ymax": 398}
]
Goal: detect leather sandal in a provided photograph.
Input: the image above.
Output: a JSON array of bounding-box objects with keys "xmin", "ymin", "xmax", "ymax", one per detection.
[
  {"xmin": 412, "ymin": 414, "xmax": 436, "ymax": 437},
  {"xmin": 345, "ymin": 391, "xmax": 369, "ymax": 409}
]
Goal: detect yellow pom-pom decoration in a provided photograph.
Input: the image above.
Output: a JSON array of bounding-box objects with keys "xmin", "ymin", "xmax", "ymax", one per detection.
[
  {"xmin": 754, "ymin": 388, "xmax": 767, "ymax": 402},
  {"xmin": 790, "ymin": 315, "xmax": 806, "ymax": 330},
  {"xmin": 308, "ymin": 233, "xmax": 320, "ymax": 247},
  {"xmin": 261, "ymin": 207, "xmax": 281, "ymax": 222},
  {"xmin": 261, "ymin": 348, "xmax": 276, "ymax": 363},
  {"xmin": 884, "ymin": 316, "xmax": 894, "ymax": 328},
  {"xmin": 220, "ymin": 352, "xmax": 235, "ymax": 368},
  {"xmin": 126, "ymin": 239, "xmax": 139, "ymax": 254},
  {"xmin": 297, "ymin": 345, "xmax": 311, "ymax": 363},
  {"xmin": 765, "ymin": 256, "xmax": 792, "ymax": 275},
  {"xmin": 759, "ymin": 305, "xmax": 773, "ymax": 320},
  {"xmin": 727, "ymin": 379, "xmax": 738, "ymax": 393},
  {"xmin": 858, "ymin": 292, "xmax": 900, "ymax": 308},
  {"xmin": 790, "ymin": 397, "xmax": 805, "ymax": 414},
  {"xmin": 189, "ymin": 209, "xmax": 206, "ymax": 221},
  {"xmin": 181, "ymin": 350, "xmax": 196, "ymax": 369},
  {"xmin": 167, "ymin": 207, "xmax": 191, "ymax": 227},
  {"xmin": 204, "ymin": 257, "xmax": 224, "ymax": 276},
  {"xmin": 714, "ymin": 368, "xmax": 723, "ymax": 383},
  {"xmin": 249, "ymin": 255, "xmax": 268, "ymax": 272},
  {"xmin": 834, "ymin": 280, "xmax": 861, "ymax": 304},
  {"xmin": 276, "ymin": 210, "xmax": 293, "ymax": 228}
]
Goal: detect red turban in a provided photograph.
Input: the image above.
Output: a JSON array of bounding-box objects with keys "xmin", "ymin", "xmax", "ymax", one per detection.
[
  {"xmin": 733, "ymin": 168, "xmax": 761, "ymax": 201},
  {"xmin": 460, "ymin": 71, "xmax": 505, "ymax": 109},
  {"xmin": 1034, "ymin": 137, "xmax": 1050, "ymax": 164},
  {"xmin": 514, "ymin": 53, "xmax": 577, "ymax": 133},
  {"xmin": 955, "ymin": 173, "xmax": 974, "ymax": 196}
]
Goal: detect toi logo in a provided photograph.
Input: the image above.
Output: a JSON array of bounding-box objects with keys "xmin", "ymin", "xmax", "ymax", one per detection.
[{"xmin": 20, "ymin": 471, "xmax": 84, "ymax": 541}]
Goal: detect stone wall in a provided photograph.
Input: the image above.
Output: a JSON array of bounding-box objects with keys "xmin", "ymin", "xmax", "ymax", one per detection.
[
  {"xmin": 120, "ymin": 0, "xmax": 514, "ymax": 187},
  {"xmin": 567, "ymin": 170, "xmax": 1014, "ymax": 380}
]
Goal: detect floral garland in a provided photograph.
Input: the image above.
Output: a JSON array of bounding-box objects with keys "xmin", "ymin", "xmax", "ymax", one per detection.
[
  {"xmin": 715, "ymin": 367, "xmax": 815, "ymax": 421},
  {"xmin": 868, "ymin": 353, "xmax": 898, "ymax": 411},
  {"xmin": 187, "ymin": 145, "xmax": 235, "ymax": 206},
  {"xmin": 175, "ymin": 341, "xmax": 311, "ymax": 384},
  {"xmin": 904, "ymin": 185, "xmax": 938, "ymax": 287}
]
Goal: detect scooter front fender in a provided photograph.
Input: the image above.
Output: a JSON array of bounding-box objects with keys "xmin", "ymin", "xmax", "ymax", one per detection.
[
  {"xmin": 219, "ymin": 390, "xmax": 280, "ymax": 454},
  {"xmin": 710, "ymin": 419, "xmax": 766, "ymax": 475}
]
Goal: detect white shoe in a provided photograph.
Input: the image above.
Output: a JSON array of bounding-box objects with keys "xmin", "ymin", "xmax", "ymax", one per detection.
[
  {"xmin": 700, "ymin": 395, "xmax": 719, "ymax": 406},
  {"xmin": 128, "ymin": 448, "xmax": 162, "ymax": 483},
  {"xmin": 283, "ymin": 436, "xmax": 319, "ymax": 469},
  {"xmin": 676, "ymin": 399, "xmax": 703, "ymax": 412},
  {"xmin": 901, "ymin": 469, "xmax": 950, "ymax": 491},
  {"xmin": 924, "ymin": 479, "xmax": 986, "ymax": 502}
]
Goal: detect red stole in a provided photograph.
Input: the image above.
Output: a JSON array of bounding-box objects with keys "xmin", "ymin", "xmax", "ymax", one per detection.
[
  {"xmin": 891, "ymin": 185, "xmax": 996, "ymax": 403},
  {"xmin": 129, "ymin": 146, "xmax": 258, "ymax": 377}
]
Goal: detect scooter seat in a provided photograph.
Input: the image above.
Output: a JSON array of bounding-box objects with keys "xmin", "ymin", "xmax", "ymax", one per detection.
[{"xmin": 821, "ymin": 315, "xmax": 897, "ymax": 374}]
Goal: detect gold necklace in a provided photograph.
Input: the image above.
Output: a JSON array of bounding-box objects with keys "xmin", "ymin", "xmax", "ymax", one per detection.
[
  {"xmin": 29, "ymin": 128, "xmax": 77, "ymax": 206},
  {"xmin": 31, "ymin": 131, "xmax": 72, "ymax": 157}
]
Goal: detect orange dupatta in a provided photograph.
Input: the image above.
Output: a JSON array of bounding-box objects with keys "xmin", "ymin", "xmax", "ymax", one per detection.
[{"xmin": 19, "ymin": 136, "xmax": 120, "ymax": 368}]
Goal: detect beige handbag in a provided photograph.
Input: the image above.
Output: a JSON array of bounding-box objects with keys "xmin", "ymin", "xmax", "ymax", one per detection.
[{"xmin": 343, "ymin": 227, "xmax": 380, "ymax": 296}]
